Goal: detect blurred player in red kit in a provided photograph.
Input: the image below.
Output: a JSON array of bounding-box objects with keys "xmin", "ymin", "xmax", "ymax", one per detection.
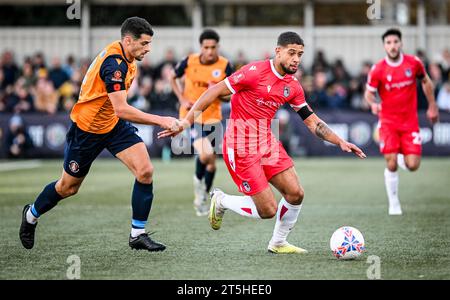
[{"xmin": 365, "ymin": 28, "xmax": 439, "ymax": 215}]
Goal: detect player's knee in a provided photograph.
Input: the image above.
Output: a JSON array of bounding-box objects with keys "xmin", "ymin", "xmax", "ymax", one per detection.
[
  {"xmin": 285, "ymin": 186, "xmax": 304, "ymax": 205},
  {"xmin": 387, "ymin": 160, "xmax": 398, "ymax": 172},
  {"xmin": 136, "ymin": 165, "xmax": 153, "ymax": 184},
  {"xmin": 259, "ymin": 204, "xmax": 277, "ymax": 219},
  {"xmin": 406, "ymin": 161, "xmax": 420, "ymax": 172},
  {"xmin": 58, "ymin": 183, "xmax": 80, "ymax": 198},
  {"xmin": 200, "ymin": 153, "xmax": 215, "ymax": 165}
]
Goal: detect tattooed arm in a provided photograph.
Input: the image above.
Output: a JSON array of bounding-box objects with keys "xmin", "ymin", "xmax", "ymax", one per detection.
[{"xmin": 301, "ymin": 111, "xmax": 366, "ymax": 159}]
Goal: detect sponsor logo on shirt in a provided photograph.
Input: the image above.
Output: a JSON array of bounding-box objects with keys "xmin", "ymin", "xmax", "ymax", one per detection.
[
  {"xmin": 256, "ymin": 98, "xmax": 282, "ymax": 108},
  {"xmin": 385, "ymin": 79, "xmax": 415, "ymax": 91}
]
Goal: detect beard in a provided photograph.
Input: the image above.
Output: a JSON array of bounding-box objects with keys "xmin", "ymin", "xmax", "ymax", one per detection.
[
  {"xmin": 281, "ymin": 63, "xmax": 297, "ymax": 75},
  {"xmin": 387, "ymin": 51, "xmax": 400, "ymax": 61}
]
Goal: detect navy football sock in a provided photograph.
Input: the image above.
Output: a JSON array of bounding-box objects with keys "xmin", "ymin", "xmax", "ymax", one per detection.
[
  {"xmin": 204, "ymin": 169, "xmax": 216, "ymax": 192},
  {"xmin": 32, "ymin": 181, "xmax": 63, "ymax": 217},
  {"xmin": 195, "ymin": 156, "xmax": 207, "ymax": 180},
  {"xmin": 131, "ymin": 180, "xmax": 153, "ymax": 229}
]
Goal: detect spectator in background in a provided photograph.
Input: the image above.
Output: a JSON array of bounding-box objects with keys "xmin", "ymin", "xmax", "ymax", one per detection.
[
  {"xmin": 59, "ymin": 68, "xmax": 82, "ymax": 113},
  {"xmin": 0, "ymin": 68, "xmax": 4, "ymax": 108},
  {"xmin": 4, "ymin": 78, "xmax": 34, "ymax": 113},
  {"xmin": 63, "ymin": 55, "xmax": 76, "ymax": 78},
  {"xmin": 349, "ymin": 61, "xmax": 372, "ymax": 111},
  {"xmin": 129, "ymin": 76, "xmax": 151, "ymax": 111},
  {"xmin": 416, "ymin": 49, "xmax": 430, "ymax": 110},
  {"xmin": 441, "ymin": 49, "xmax": 450, "ymax": 81},
  {"xmin": 48, "ymin": 57, "xmax": 70, "ymax": 90},
  {"xmin": 34, "ymin": 77, "xmax": 59, "ymax": 114},
  {"xmin": 437, "ymin": 79, "xmax": 450, "ymax": 112},
  {"xmin": 276, "ymin": 108, "xmax": 293, "ymax": 155},
  {"xmin": 428, "ymin": 62, "xmax": 444, "ymax": 98},
  {"xmin": 311, "ymin": 50, "xmax": 330, "ymax": 74},
  {"xmin": 331, "ymin": 59, "xmax": 351, "ymax": 86},
  {"xmin": 233, "ymin": 50, "xmax": 248, "ymax": 71},
  {"xmin": 309, "ymin": 71, "xmax": 329, "ymax": 109},
  {"xmin": 6, "ymin": 114, "xmax": 33, "ymax": 158},
  {"xmin": 139, "ymin": 57, "xmax": 155, "ymax": 79},
  {"xmin": 31, "ymin": 52, "xmax": 46, "ymax": 73},
  {"xmin": 21, "ymin": 61, "xmax": 37, "ymax": 89},
  {"xmin": 153, "ymin": 48, "xmax": 177, "ymax": 80},
  {"xmin": 1, "ymin": 51, "xmax": 19, "ymax": 90},
  {"xmin": 151, "ymin": 63, "xmax": 178, "ymax": 112},
  {"xmin": 327, "ymin": 82, "xmax": 349, "ymax": 109}
]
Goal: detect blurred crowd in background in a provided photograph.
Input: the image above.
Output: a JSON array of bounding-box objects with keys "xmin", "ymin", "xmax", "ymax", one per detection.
[
  {"xmin": 1, "ymin": 48, "xmax": 450, "ymax": 158},
  {"xmin": 2, "ymin": 48, "xmax": 450, "ymax": 116}
]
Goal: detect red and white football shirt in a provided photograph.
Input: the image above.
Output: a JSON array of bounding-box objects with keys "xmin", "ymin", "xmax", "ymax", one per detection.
[{"xmin": 366, "ymin": 53, "xmax": 426, "ymax": 130}]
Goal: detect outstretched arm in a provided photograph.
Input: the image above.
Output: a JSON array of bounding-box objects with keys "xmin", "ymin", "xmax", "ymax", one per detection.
[
  {"xmin": 157, "ymin": 80, "xmax": 232, "ymax": 138},
  {"xmin": 297, "ymin": 105, "xmax": 366, "ymax": 158},
  {"xmin": 109, "ymin": 90, "xmax": 180, "ymax": 130}
]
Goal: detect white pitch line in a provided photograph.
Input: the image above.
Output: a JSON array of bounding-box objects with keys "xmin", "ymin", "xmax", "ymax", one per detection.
[{"xmin": 0, "ymin": 160, "xmax": 43, "ymax": 172}]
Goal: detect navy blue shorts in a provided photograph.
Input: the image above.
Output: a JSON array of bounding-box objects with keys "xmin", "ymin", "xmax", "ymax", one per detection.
[
  {"xmin": 63, "ymin": 119, "xmax": 143, "ymax": 178},
  {"xmin": 190, "ymin": 122, "xmax": 223, "ymax": 150}
]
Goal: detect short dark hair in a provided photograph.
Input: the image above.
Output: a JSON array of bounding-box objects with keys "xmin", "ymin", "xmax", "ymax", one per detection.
[
  {"xmin": 382, "ymin": 28, "xmax": 402, "ymax": 42},
  {"xmin": 199, "ymin": 29, "xmax": 220, "ymax": 44},
  {"xmin": 277, "ymin": 32, "xmax": 304, "ymax": 47},
  {"xmin": 121, "ymin": 17, "xmax": 154, "ymax": 40}
]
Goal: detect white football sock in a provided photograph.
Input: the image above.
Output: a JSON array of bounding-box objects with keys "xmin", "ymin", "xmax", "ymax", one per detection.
[
  {"xmin": 26, "ymin": 206, "xmax": 38, "ymax": 224},
  {"xmin": 220, "ymin": 193, "xmax": 261, "ymax": 219},
  {"xmin": 131, "ymin": 228, "xmax": 145, "ymax": 238},
  {"xmin": 384, "ymin": 168, "xmax": 400, "ymax": 207},
  {"xmin": 270, "ymin": 198, "xmax": 302, "ymax": 246},
  {"xmin": 397, "ymin": 154, "xmax": 407, "ymax": 171}
]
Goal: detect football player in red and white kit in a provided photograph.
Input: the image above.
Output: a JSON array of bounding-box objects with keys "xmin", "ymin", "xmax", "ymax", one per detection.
[
  {"xmin": 365, "ymin": 28, "xmax": 439, "ymax": 215},
  {"xmin": 160, "ymin": 32, "xmax": 365, "ymax": 254}
]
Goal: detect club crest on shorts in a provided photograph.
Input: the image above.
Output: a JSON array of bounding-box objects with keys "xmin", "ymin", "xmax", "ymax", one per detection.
[
  {"xmin": 242, "ymin": 181, "xmax": 251, "ymax": 192},
  {"xmin": 69, "ymin": 160, "xmax": 80, "ymax": 173},
  {"xmin": 283, "ymin": 86, "xmax": 290, "ymax": 97}
]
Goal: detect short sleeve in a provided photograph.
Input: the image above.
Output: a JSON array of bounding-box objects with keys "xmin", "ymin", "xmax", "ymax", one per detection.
[
  {"xmin": 289, "ymin": 82, "xmax": 307, "ymax": 109},
  {"xmin": 225, "ymin": 61, "xmax": 234, "ymax": 77},
  {"xmin": 414, "ymin": 56, "xmax": 426, "ymax": 80},
  {"xmin": 174, "ymin": 56, "xmax": 188, "ymax": 78},
  {"xmin": 224, "ymin": 63, "xmax": 258, "ymax": 94},
  {"xmin": 100, "ymin": 56, "xmax": 129, "ymax": 93},
  {"xmin": 366, "ymin": 64, "xmax": 379, "ymax": 92}
]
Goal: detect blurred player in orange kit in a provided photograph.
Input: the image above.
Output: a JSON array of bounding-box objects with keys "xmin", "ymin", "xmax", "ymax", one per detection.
[{"xmin": 171, "ymin": 29, "xmax": 233, "ymax": 216}]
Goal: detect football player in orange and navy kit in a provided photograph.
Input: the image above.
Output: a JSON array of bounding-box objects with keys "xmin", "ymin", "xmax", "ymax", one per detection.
[
  {"xmin": 364, "ymin": 28, "xmax": 439, "ymax": 215},
  {"xmin": 170, "ymin": 29, "xmax": 233, "ymax": 216},
  {"xmin": 19, "ymin": 17, "xmax": 181, "ymax": 251}
]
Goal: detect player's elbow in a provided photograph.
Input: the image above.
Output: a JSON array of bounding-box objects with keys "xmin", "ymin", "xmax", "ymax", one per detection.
[{"xmin": 114, "ymin": 105, "xmax": 128, "ymax": 119}]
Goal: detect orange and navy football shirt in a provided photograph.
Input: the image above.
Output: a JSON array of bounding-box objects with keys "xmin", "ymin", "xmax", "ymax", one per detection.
[
  {"xmin": 70, "ymin": 41, "xmax": 137, "ymax": 134},
  {"xmin": 174, "ymin": 54, "xmax": 233, "ymax": 124}
]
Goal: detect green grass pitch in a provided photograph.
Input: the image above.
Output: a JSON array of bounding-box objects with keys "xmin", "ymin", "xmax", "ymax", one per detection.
[{"xmin": 1, "ymin": 157, "xmax": 449, "ymax": 279}]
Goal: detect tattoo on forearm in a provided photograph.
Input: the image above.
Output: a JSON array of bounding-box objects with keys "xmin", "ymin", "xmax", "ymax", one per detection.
[{"xmin": 315, "ymin": 122, "xmax": 332, "ymax": 140}]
